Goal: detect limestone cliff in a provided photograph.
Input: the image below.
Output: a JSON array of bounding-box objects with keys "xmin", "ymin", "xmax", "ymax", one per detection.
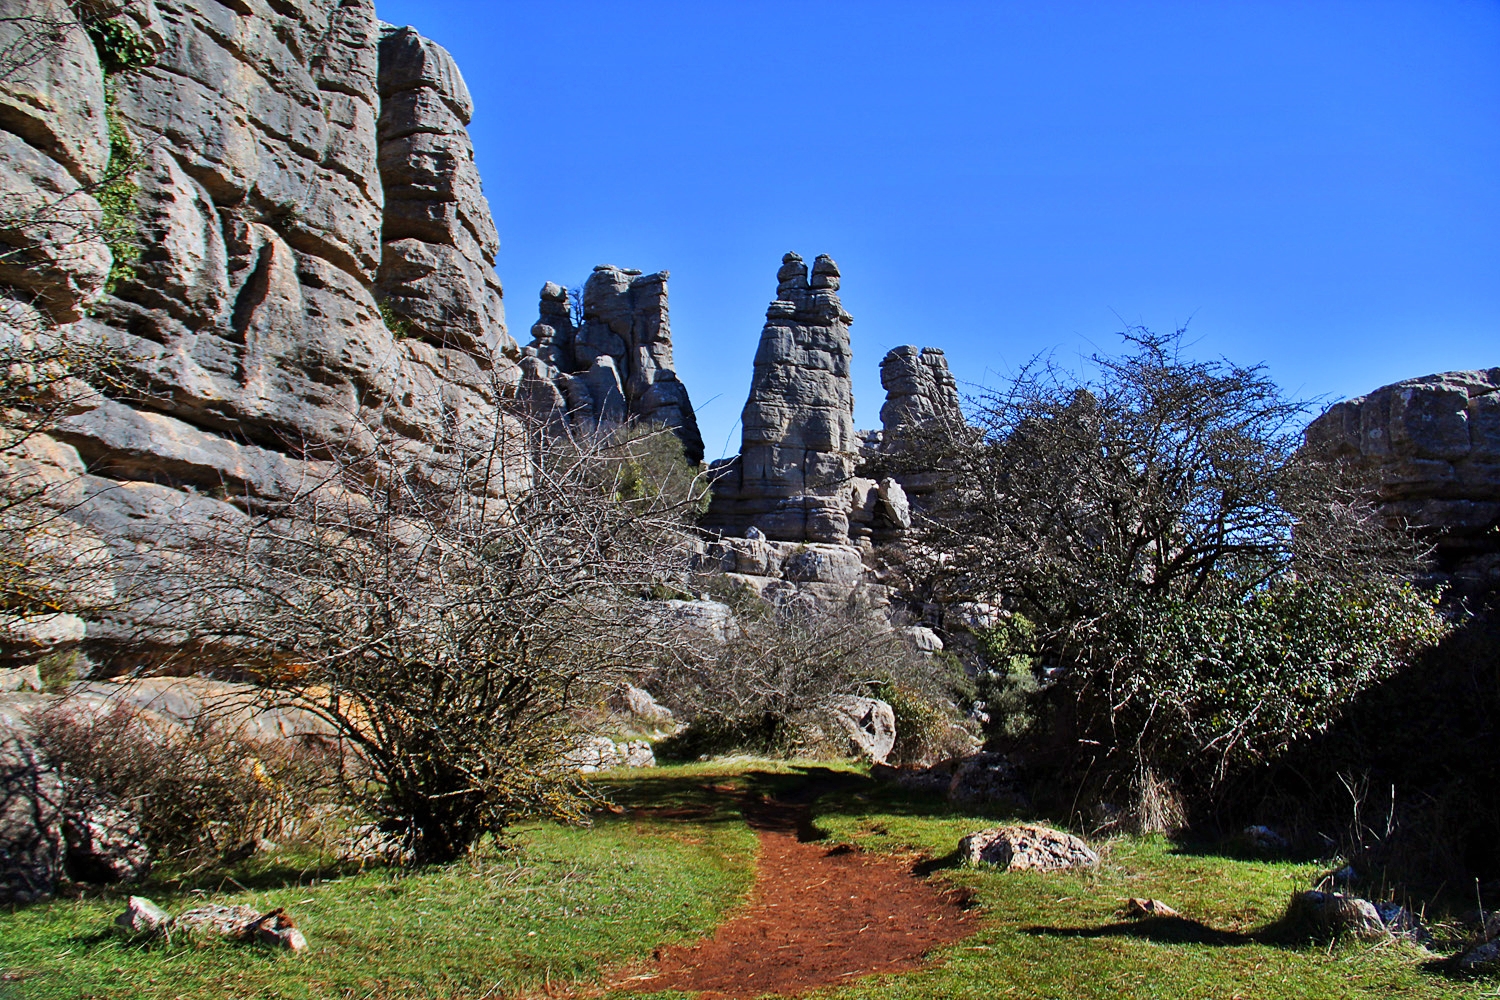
[
  {"xmin": 0, "ymin": 1, "xmax": 520, "ymax": 662},
  {"xmin": 1305, "ymin": 368, "xmax": 1500, "ymax": 596}
]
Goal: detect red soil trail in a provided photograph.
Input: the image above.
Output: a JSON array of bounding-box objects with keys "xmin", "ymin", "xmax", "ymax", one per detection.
[{"xmin": 615, "ymin": 790, "xmax": 974, "ymax": 999}]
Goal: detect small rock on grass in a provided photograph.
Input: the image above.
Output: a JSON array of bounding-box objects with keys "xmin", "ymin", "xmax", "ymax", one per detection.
[
  {"xmin": 1462, "ymin": 939, "xmax": 1500, "ymax": 974},
  {"xmin": 958, "ymin": 824, "xmax": 1098, "ymax": 872},
  {"xmin": 114, "ymin": 899, "xmax": 307, "ymax": 951},
  {"xmin": 1125, "ymin": 897, "xmax": 1180, "ymax": 918},
  {"xmin": 1283, "ymin": 890, "xmax": 1388, "ymax": 942},
  {"xmin": 115, "ymin": 896, "xmax": 170, "ymax": 935}
]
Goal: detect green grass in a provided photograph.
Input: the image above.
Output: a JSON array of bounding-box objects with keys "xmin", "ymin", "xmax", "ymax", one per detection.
[
  {"xmin": 0, "ymin": 788, "xmax": 757, "ymax": 999},
  {"xmin": 3, "ymin": 760, "xmax": 1494, "ymax": 999}
]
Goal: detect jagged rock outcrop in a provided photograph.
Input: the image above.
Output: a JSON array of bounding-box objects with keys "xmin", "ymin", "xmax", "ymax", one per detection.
[
  {"xmin": 520, "ymin": 266, "xmax": 703, "ymax": 462},
  {"xmin": 0, "ymin": 3, "xmax": 522, "ymax": 666},
  {"xmin": 702, "ymin": 252, "xmax": 867, "ymax": 544},
  {"xmin": 1305, "ymin": 369, "xmax": 1500, "ymax": 596},
  {"xmin": 864, "ymin": 345, "xmax": 965, "ymax": 500}
]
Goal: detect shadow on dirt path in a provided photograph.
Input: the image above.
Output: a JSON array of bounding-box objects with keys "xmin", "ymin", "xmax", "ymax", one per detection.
[{"xmin": 611, "ymin": 768, "xmax": 976, "ymax": 999}]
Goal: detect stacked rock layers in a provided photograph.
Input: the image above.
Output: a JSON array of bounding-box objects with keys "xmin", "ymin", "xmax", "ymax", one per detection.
[
  {"xmin": 0, "ymin": 0, "xmax": 520, "ymax": 663},
  {"xmin": 1305, "ymin": 368, "xmax": 1500, "ymax": 596},
  {"xmin": 521, "ymin": 265, "xmax": 703, "ymax": 463}
]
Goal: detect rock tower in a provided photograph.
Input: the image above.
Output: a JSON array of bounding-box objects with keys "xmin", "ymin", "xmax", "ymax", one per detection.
[
  {"xmin": 520, "ymin": 266, "xmax": 703, "ymax": 463},
  {"xmin": 702, "ymin": 252, "xmax": 859, "ymax": 543}
]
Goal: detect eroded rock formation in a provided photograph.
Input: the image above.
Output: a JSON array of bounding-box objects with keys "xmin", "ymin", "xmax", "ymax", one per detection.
[
  {"xmin": 861, "ymin": 344, "xmax": 967, "ymax": 500},
  {"xmin": 702, "ymin": 252, "xmax": 862, "ymax": 543},
  {"xmin": 0, "ymin": 2, "xmax": 520, "ymax": 664},
  {"xmin": 1305, "ymin": 369, "xmax": 1500, "ymax": 596},
  {"xmin": 521, "ymin": 265, "xmax": 703, "ymax": 462}
]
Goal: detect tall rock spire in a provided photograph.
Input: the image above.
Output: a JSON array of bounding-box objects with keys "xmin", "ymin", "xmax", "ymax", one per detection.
[{"xmin": 702, "ymin": 252, "xmax": 859, "ymax": 543}]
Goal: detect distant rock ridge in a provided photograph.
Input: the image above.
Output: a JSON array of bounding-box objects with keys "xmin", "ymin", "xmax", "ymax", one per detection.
[
  {"xmin": 520, "ymin": 265, "xmax": 704, "ymax": 463},
  {"xmin": 1305, "ymin": 368, "xmax": 1500, "ymax": 597}
]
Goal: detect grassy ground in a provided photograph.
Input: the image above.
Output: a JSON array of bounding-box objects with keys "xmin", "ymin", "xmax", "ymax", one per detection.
[
  {"xmin": 3, "ymin": 759, "xmax": 1495, "ymax": 999},
  {"xmin": 0, "ymin": 768, "xmax": 758, "ymax": 1000}
]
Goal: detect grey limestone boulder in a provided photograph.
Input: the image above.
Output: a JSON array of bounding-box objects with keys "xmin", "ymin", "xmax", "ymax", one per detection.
[
  {"xmin": 827, "ymin": 696, "xmax": 896, "ymax": 764},
  {"xmin": 959, "ymin": 823, "xmax": 1098, "ymax": 871}
]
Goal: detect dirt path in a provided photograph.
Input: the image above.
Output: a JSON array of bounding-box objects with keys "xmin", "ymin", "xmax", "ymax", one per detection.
[{"xmin": 614, "ymin": 789, "xmax": 974, "ymax": 998}]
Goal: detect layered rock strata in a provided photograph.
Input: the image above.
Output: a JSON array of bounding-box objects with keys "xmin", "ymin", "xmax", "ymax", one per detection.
[
  {"xmin": 521, "ymin": 266, "xmax": 703, "ymax": 462},
  {"xmin": 864, "ymin": 345, "xmax": 965, "ymax": 499},
  {"xmin": 1305, "ymin": 369, "xmax": 1500, "ymax": 596},
  {"xmin": 0, "ymin": 2, "xmax": 519, "ymax": 665},
  {"xmin": 704, "ymin": 252, "xmax": 909, "ymax": 546}
]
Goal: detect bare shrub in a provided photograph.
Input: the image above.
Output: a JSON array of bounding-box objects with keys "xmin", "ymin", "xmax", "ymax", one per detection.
[
  {"xmin": 653, "ymin": 591, "xmax": 952, "ymax": 759},
  {"xmin": 26, "ymin": 700, "xmax": 336, "ymax": 864},
  {"xmin": 157, "ymin": 410, "xmax": 704, "ymax": 863}
]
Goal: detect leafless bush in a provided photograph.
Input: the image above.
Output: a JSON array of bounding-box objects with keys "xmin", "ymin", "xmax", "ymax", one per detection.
[
  {"xmin": 26, "ymin": 700, "xmax": 337, "ymax": 864},
  {"xmin": 151, "ymin": 409, "xmax": 705, "ymax": 863},
  {"xmin": 653, "ymin": 590, "xmax": 950, "ymax": 759}
]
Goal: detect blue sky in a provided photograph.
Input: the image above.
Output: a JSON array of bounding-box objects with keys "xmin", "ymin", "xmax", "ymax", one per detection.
[{"xmin": 375, "ymin": 0, "xmax": 1499, "ymax": 461}]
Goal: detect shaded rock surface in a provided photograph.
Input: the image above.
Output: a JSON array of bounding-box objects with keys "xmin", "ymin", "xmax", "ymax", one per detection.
[
  {"xmin": 863, "ymin": 345, "xmax": 966, "ymax": 500},
  {"xmin": 1305, "ymin": 369, "xmax": 1500, "ymax": 598},
  {"xmin": 1282, "ymin": 890, "xmax": 1389, "ymax": 942},
  {"xmin": 522, "ymin": 267, "xmax": 703, "ymax": 462},
  {"xmin": 958, "ymin": 823, "xmax": 1098, "ymax": 871}
]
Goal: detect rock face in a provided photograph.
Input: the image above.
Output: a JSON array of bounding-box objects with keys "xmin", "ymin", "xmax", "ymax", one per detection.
[
  {"xmin": 1305, "ymin": 369, "xmax": 1500, "ymax": 596},
  {"xmin": 522, "ymin": 267, "xmax": 703, "ymax": 462},
  {"xmin": 1, "ymin": 3, "xmax": 523, "ymax": 666},
  {"xmin": 863, "ymin": 345, "xmax": 966, "ymax": 500},
  {"xmin": 0, "ymin": 724, "xmax": 65, "ymax": 903},
  {"xmin": 958, "ymin": 824, "xmax": 1098, "ymax": 871},
  {"xmin": 703, "ymin": 253, "xmax": 861, "ymax": 544}
]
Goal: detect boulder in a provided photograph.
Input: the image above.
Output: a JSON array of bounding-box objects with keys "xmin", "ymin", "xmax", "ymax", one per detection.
[
  {"xmin": 1462, "ymin": 939, "xmax": 1500, "ymax": 974},
  {"xmin": 173, "ymin": 903, "xmax": 306, "ymax": 950},
  {"xmin": 900, "ymin": 625, "xmax": 943, "ymax": 656},
  {"xmin": 608, "ymin": 685, "xmax": 675, "ymax": 732},
  {"xmin": 0, "ymin": 726, "xmax": 64, "ymax": 903},
  {"xmin": 61, "ymin": 784, "xmax": 150, "ymax": 884},
  {"xmin": 958, "ymin": 824, "xmax": 1099, "ymax": 872},
  {"xmin": 827, "ymin": 696, "xmax": 896, "ymax": 764},
  {"xmin": 1282, "ymin": 890, "xmax": 1389, "ymax": 941},
  {"xmin": 115, "ymin": 895, "xmax": 171, "ymax": 936}
]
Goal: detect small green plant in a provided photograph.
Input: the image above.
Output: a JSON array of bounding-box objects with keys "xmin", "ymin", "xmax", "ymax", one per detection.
[
  {"xmin": 84, "ymin": 14, "xmax": 156, "ymax": 74},
  {"xmin": 98, "ymin": 92, "xmax": 141, "ymax": 293},
  {"xmin": 378, "ymin": 300, "xmax": 412, "ymax": 337},
  {"xmin": 35, "ymin": 649, "xmax": 81, "ymax": 692}
]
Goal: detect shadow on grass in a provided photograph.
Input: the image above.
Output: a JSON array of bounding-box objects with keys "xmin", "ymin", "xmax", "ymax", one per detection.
[{"xmin": 1025, "ymin": 915, "xmax": 1255, "ymax": 947}]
